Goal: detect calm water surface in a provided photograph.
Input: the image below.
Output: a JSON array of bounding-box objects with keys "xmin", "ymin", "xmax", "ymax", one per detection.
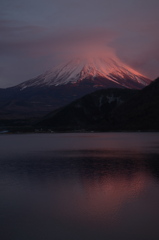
[{"xmin": 0, "ymin": 133, "xmax": 159, "ymax": 240}]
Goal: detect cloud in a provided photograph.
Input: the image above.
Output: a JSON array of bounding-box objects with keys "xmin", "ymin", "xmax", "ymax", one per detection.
[
  {"xmin": 0, "ymin": 22, "xmax": 119, "ymax": 87},
  {"xmin": 0, "ymin": 20, "xmax": 117, "ymax": 58},
  {"xmin": 110, "ymin": 24, "xmax": 159, "ymax": 79},
  {"xmin": 0, "ymin": 0, "xmax": 159, "ymax": 86}
]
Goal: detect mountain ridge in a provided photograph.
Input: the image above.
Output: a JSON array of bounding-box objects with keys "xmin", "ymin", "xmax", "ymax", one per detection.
[
  {"xmin": 36, "ymin": 78, "xmax": 159, "ymax": 131},
  {"xmin": 17, "ymin": 57, "xmax": 151, "ymax": 90},
  {"xmin": 0, "ymin": 57, "xmax": 152, "ymax": 119}
]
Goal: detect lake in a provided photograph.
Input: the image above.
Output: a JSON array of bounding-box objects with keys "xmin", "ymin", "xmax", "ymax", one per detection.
[{"xmin": 1, "ymin": 133, "xmax": 159, "ymax": 240}]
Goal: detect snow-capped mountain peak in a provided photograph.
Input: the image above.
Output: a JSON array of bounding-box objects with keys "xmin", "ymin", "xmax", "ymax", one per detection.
[{"xmin": 18, "ymin": 57, "xmax": 151, "ymax": 90}]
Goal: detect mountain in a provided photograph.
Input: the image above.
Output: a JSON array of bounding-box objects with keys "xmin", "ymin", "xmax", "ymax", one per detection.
[
  {"xmin": 37, "ymin": 78, "xmax": 159, "ymax": 132},
  {"xmin": 18, "ymin": 57, "xmax": 150, "ymax": 89},
  {"xmin": 36, "ymin": 88, "xmax": 138, "ymax": 131},
  {"xmin": 111, "ymin": 77, "xmax": 159, "ymax": 131},
  {"xmin": 0, "ymin": 57, "xmax": 151, "ymax": 119}
]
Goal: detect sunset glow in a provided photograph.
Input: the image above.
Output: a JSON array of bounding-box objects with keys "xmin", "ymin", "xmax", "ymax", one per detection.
[{"xmin": 0, "ymin": 0, "xmax": 159, "ymax": 87}]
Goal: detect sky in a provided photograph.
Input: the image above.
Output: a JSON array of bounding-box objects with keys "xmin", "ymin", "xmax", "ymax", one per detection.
[{"xmin": 0, "ymin": 0, "xmax": 159, "ymax": 87}]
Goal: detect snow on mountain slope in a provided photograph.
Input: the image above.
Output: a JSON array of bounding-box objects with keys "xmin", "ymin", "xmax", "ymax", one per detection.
[{"xmin": 18, "ymin": 57, "xmax": 151, "ymax": 90}]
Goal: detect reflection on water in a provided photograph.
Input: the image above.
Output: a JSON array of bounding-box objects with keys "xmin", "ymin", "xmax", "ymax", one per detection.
[{"xmin": 1, "ymin": 133, "xmax": 159, "ymax": 240}]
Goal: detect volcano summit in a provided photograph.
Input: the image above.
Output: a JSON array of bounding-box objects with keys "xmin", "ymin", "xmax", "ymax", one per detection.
[
  {"xmin": 0, "ymin": 57, "xmax": 151, "ymax": 119},
  {"xmin": 19, "ymin": 57, "xmax": 150, "ymax": 90}
]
